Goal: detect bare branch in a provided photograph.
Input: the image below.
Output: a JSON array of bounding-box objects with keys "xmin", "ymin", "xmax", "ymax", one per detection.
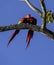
[
  {"xmin": 40, "ymin": 0, "xmax": 46, "ymax": 29},
  {"xmin": 0, "ymin": 23, "xmax": 54, "ymax": 40},
  {"xmin": 20, "ymin": 0, "xmax": 42, "ymax": 17},
  {"xmin": 0, "ymin": 23, "xmax": 40, "ymax": 32}
]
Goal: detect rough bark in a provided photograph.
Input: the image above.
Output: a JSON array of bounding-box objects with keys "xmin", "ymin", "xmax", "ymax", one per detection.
[{"xmin": 0, "ymin": 23, "xmax": 54, "ymax": 40}]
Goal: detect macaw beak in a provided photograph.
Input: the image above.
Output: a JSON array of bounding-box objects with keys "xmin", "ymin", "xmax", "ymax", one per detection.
[{"xmin": 18, "ymin": 21, "xmax": 22, "ymax": 24}]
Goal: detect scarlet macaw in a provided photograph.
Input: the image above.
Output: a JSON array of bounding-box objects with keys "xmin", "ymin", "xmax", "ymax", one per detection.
[{"xmin": 7, "ymin": 14, "xmax": 37, "ymax": 48}]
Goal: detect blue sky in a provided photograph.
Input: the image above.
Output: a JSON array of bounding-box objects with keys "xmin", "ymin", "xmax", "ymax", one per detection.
[{"xmin": 0, "ymin": 0, "xmax": 54, "ymax": 65}]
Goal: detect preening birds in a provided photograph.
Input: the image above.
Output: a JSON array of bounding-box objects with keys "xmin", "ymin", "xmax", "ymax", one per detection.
[
  {"xmin": 7, "ymin": 11, "xmax": 54, "ymax": 48},
  {"xmin": 7, "ymin": 14, "xmax": 37, "ymax": 48}
]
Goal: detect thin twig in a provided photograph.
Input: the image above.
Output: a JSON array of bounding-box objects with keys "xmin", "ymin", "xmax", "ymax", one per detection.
[
  {"xmin": 20, "ymin": 0, "xmax": 42, "ymax": 17},
  {"xmin": 40, "ymin": 0, "xmax": 46, "ymax": 29}
]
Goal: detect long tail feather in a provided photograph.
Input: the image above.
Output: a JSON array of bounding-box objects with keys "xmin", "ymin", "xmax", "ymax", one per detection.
[
  {"xmin": 26, "ymin": 30, "xmax": 34, "ymax": 48},
  {"xmin": 7, "ymin": 30, "xmax": 20, "ymax": 46}
]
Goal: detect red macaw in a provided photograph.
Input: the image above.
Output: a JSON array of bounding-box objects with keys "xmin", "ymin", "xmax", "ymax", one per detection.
[{"xmin": 7, "ymin": 14, "xmax": 37, "ymax": 48}]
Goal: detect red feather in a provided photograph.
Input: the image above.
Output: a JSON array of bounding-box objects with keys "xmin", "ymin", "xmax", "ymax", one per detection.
[
  {"xmin": 7, "ymin": 30, "xmax": 20, "ymax": 46},
  {"xmin": 26, "ymin": 30, "xmax": 34, "ymax": 48}
]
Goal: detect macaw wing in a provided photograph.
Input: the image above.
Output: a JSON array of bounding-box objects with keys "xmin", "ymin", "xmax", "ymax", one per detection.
[
  {"xmin": 26, "ymin": 30, "xmax": 34, "ymax": 48},
  {"xmin": 7, "ymin": 30, "xmax": 20, "ymax": 46}
]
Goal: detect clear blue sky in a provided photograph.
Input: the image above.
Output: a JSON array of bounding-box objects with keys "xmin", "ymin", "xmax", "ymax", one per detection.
[{"xmin": 0, "ymin": 0, "xmax": 54, "ymax": 65}]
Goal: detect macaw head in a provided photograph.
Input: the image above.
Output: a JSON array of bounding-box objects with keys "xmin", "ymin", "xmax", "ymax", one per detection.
[{"xmin": 25, "ymin": 14, "xmax": 31, "ymax": 18}]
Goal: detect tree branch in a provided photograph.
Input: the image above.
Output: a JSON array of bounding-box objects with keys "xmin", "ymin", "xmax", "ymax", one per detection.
[
  {"xmin": 20, "ymin": 0, "xmax": 42, "ymax": 17},
  {"xmin": 0, "ymin": 23, "xmax": 54, "ymax": 40},
  {"xmin": 40, "ymin": 0, "xmax": 46, "ymax": 29}
]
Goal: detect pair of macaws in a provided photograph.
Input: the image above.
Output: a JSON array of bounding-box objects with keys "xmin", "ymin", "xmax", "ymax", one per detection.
[
  {"xmin": 7, "ymin": 11, "xmax": 54, "ymax": 48},
  {"xmin": 7, "ymin": 14, "xmax": 37, "ymax": 48}
]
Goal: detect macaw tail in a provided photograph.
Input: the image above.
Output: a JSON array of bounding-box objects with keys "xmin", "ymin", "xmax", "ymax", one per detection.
[
  {"xmin": 26, "ymin": 30, "xmax": 34, "ymax": 48},
  {"xmin": 7, "ymin": 30, "xmax": 20, "ymax": 46}
]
